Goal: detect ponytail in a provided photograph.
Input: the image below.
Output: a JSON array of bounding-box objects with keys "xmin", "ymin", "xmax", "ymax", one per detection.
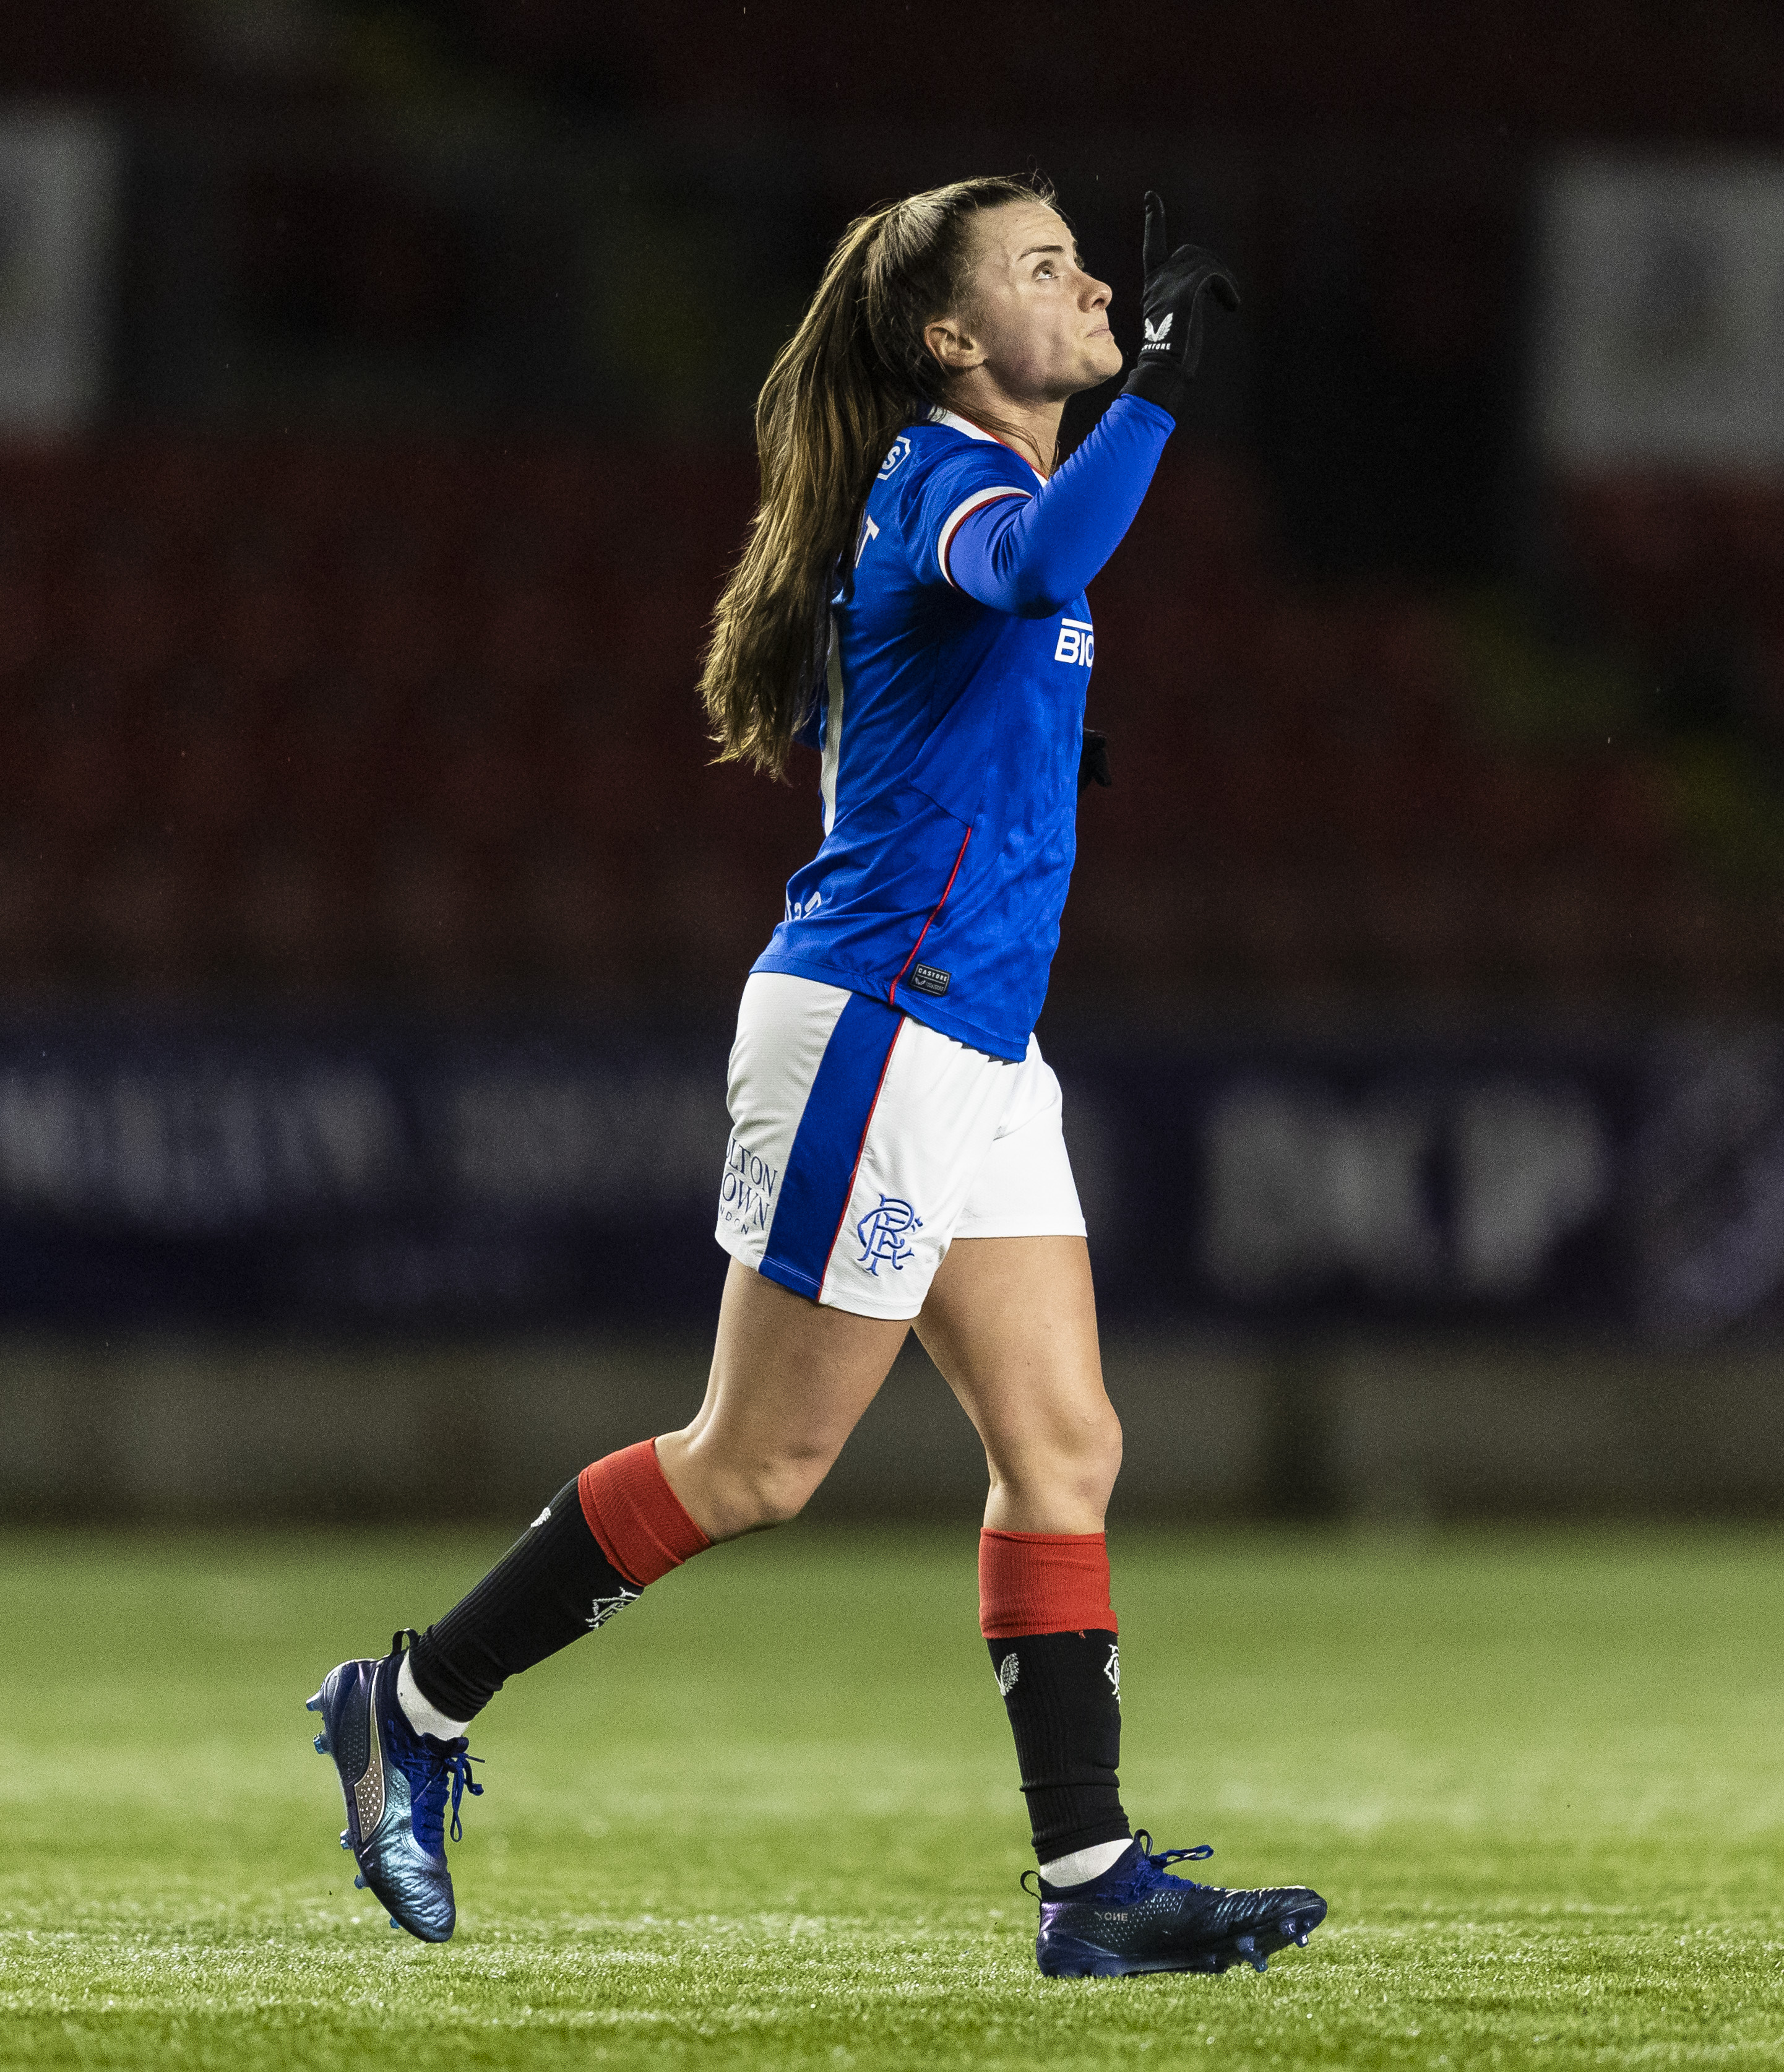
[{"xmin": 700, "ymin": 174, "xmax": 1053, "ymax": 779}]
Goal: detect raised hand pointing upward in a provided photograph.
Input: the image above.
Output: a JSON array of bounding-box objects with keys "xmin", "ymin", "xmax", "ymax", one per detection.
[{"xmin": 1121, "ymin": 190, "xmax": 1241, "ymax": 419}]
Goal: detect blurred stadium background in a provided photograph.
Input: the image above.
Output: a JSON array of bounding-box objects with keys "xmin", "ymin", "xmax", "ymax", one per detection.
[{"xmin": 4, "ymin": 0, "xmax": 1784, "ymax": 1527}]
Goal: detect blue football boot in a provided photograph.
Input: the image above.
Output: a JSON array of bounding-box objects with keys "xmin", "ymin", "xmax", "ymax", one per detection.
[
  {"xmin": 1030, "ymin": 1834, "xmax": 1326, "ymax": 1978},
  {"xmin": 307, "ymin": 1629, "xmax": 483, "ymax": 1943}
]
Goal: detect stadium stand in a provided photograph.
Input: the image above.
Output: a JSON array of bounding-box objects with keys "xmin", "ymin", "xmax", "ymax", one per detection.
[{"xmin": 0, "ymin": 434, "xmax": 1773, "ymax": 1011}]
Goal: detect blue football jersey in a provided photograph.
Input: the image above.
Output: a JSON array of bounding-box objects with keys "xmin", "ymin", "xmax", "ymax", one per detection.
[{"xmin": 751, "ymin": 395, "xmax": 1171, "ymax": 1062}]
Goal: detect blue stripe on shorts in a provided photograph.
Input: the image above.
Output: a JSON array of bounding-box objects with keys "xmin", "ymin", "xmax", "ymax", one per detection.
[{"xmin": 759, "ymin": 991, "xmax": 903, "ymax": 1300}]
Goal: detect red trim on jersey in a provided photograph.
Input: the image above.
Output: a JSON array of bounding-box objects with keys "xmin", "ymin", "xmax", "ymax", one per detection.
[
  {"xmin": 890, "ymin": 828, "xmax": 972, "ymax": 1005},
  {"xmin": 817, "ymin": 1020, "xmax": 906, "ymax": 1293},
  {"xmin": 979, "ymin": 1528, "xmax": 1117, "ymax": 1639}
]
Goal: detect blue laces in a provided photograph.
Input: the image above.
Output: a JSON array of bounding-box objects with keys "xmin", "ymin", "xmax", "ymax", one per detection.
[
  {"xmin": 441, "ymin": 1745, "xmax": 484, "ymax": 1844},
  {"xmin": 1029, "ymin": 1834, "xmax": 1215, "ymax": 1904},
  {"xmin": 1138, "ymin": 1833, "xmax": 1214, "ymax": 1876},
  {"xmin": 383, "ymin": 1636, "xmax": 484, "ymax": 1854},
  {"xmin": 394, "ymin": 1719, "xmax": 484, "ymax": 1855},
  {"xmin": 1105, "ymin": 1835, "xmax": 1215, "ymax": 1904}
]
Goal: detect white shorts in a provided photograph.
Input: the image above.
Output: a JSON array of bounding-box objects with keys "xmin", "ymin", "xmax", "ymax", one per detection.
[{"xmin": 715, "ymin": 972, "xmax": 1085, "ymax": 1320}]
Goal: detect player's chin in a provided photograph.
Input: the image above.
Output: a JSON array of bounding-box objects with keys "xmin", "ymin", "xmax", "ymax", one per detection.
[
  {"xmin": 1084, "ymin": 337, "xmax": 1124, "ymax": 384},
  {"xmin": 1059, "ymin": 349, "xmax": 1121, "ymax": 396}
]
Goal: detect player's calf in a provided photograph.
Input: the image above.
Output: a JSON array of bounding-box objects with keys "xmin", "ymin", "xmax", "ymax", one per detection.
[{"xmin": 306, "ymin": 1443, "xmax": 710, "ymax": 1938}]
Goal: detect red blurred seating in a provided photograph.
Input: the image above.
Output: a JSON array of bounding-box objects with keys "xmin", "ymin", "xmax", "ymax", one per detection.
[{"xmin": 0, "ymin": 432, "xmax": 1753, "ymax": 1009}]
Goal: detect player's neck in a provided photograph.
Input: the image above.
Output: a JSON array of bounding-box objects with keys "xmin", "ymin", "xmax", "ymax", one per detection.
[{"xmin": 941, "ymin": 376, "xmax": 1065, "ymax": 480}]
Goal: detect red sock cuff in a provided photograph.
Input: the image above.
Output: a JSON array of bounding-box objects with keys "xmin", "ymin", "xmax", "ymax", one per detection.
[
  {"xmin": 579, "ymin": 1440, "xmax": 712, "ymax": 1589},
  {"xmin": 979, "ymin": 1528, "xmax": 1116, "ymax": 1639}
]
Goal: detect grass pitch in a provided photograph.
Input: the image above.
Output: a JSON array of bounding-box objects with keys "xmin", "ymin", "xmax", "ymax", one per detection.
[{"xmin": 2, "ymin": 1524, "xmax": 1782, "ymax": 2070}]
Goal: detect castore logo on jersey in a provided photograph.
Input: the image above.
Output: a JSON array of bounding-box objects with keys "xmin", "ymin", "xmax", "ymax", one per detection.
[{"xmin": 856, "ymin": 1193, "xmax": 922, "ymax": 1274}]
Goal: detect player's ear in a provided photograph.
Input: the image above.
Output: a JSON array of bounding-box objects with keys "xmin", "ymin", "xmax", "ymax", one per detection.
[{"xmin": 923, "ymin": 315, "xmax": 981, "ymax": 374}]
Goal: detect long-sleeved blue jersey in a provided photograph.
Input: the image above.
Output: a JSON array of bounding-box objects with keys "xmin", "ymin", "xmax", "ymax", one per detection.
[{"xmin": 750, "ymin": 391, "xmax": 1174, "ymax": 1061}]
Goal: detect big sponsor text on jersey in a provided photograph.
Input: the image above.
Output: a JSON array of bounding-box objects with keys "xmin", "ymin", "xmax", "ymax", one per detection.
[{"xmin": 1054, "ymin": 618, "xmax": 1094, "ymax": 665}]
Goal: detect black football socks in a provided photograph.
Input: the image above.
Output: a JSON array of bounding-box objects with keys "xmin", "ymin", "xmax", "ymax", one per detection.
[
  {"xmin": 406, "ymin": 1478, "xmax": 640, "ymax": 1725},
  {"xmin": 986, "ymin": 1628, "xmax": 1131, "ymax": 1862}
]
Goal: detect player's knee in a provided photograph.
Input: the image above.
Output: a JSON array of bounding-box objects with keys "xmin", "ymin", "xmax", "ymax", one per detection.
[
  {"xmin": 1072, "ymin": 1402, "xmax": 1124, "ymax": 1506},
  {"xmin": 709, "ymin": 1441, "xmax": 835, "ymax": 1533},
  {"xmin": 738, "ymin": 1462, "xmax": 814, "ymax": 1529},
  {"xmin": 989, "ymin": 1401, "xmax": 1123, "ymax": 1514}
]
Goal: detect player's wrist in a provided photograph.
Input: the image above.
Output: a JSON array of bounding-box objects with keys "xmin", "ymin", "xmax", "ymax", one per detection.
[{"xmin": 1120, "ymin": 360, "xmax": 1190, "ymax": 424}]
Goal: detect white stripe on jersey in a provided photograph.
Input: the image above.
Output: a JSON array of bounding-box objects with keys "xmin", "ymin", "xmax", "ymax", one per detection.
[
  {"xmin": 933, "ymin": 405, "xmax": 1001, "ymax": 443},
  {"xmin": 931, "ymin": 408, "xmax": 1047, "ymax": 481},
  {"xmin": 929, "ymin": 409, "xmax": 1044, "ymax": 589},
  {"xmin": 937, "ymin": 485, "xmax": 1032, "ymax": 589},
  {"xmin": 819, "ymin": 611, "xmax": 845, "ymax": 835}
]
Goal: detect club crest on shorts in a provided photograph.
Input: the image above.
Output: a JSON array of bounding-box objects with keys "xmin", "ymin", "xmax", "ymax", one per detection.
[{"xmin": 856, "ymin": 1193, "xmax": 922, "ymax": 1274}]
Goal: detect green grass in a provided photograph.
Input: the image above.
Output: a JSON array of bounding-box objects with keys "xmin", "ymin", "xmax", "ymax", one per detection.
[{"xmin": 4, "ymin": 1525, "xmax": 1783, "ymax": 2070}]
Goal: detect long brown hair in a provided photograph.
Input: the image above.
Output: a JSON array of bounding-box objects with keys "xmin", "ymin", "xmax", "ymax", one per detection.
[{"xmin": 699, "ymin": 174, "xmax": 1054, "ymax": 779}]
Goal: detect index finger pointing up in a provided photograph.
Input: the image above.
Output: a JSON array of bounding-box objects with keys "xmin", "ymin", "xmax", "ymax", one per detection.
[{"xmin": 1142, "ymin": 191, "xmax": 1168, "ymax": 279}]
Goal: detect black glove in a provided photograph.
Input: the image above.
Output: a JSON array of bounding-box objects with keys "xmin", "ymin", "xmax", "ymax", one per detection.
[
  {"xmin": 1120, "ymin": 191, "xmax": 1240, "ymax": 421},
  {"xmin": 1078, "ymin": 727, "xmax": 1111, "ymax": 791}
]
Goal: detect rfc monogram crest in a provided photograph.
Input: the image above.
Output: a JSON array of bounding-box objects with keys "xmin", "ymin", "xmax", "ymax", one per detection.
[{"xmin": 856, "ymin": 1193, "xmax": 923, "ymax": 1274}]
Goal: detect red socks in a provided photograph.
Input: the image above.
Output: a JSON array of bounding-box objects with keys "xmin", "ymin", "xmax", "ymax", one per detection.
[
  {"xmin": 579, "ymin": 1439, "xmax": 712, "ymax": 1589},
  {"xmin": 979, "ymin": 1527, "xmax": 1118, "ymax": 1639}
]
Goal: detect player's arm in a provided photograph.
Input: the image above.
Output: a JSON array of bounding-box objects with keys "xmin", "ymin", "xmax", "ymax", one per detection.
[
  {"xmin": 942, "ymin": 394, "xmax": 1173, "ymax": 616},
  {"xmin": 944, "ymin": 194, "xmax": 1239, "ymax": 618}
]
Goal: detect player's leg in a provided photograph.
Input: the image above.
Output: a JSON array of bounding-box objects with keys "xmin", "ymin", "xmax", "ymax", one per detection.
[
  {"xmin": 399, "ymin": 972, "xmax": 916, "ymax": 1743},
  {"xmin": 310, "ymin": 967, "xmax": 932, "ymax": 1940},
  {"xmin": 916, "ymin": 1231, "xmax": 1131, "ymax": 1886},
  {"xmin": 310, "ymin": 1259, "xmax": 903, "ymax": 1940},
  {"xmin": 410, "ymin": 1258, "xmax": 904, "ymax": 1725},
  {"xmin": 920, "ymin": 1232, "xmax": 1117, "ymax": 1534},
  {"xmin": 656, "ymin": 1259, "xmax": 908, "ymax": 1537},
  {"xmin": 916, "ymin": 1054, "xmax": 1327, "ymax": 1975}
]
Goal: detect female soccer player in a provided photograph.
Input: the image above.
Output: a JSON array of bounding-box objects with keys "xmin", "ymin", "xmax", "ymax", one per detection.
[{"xmin": 308, "ymin": 175, "xmax": 1328, "ymax": 1979}]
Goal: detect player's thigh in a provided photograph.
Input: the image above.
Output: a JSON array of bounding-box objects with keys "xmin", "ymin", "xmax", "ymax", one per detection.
[
  {"xmin": 916, "ymin": 1233, "xmax": 1119, "ymax": 1483},
  {"xmin": 684, "ymin": 1254, "xmax": 908, "ymax": 1467},
  {"xmin": 913, "ymin": 1040, "xmax": 1116, "ymax": 1487}
]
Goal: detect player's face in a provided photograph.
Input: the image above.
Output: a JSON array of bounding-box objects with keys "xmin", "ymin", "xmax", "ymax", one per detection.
[{"xmin": 950, "ymin": 201, "xmax": 1122, "ymax": 400}]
